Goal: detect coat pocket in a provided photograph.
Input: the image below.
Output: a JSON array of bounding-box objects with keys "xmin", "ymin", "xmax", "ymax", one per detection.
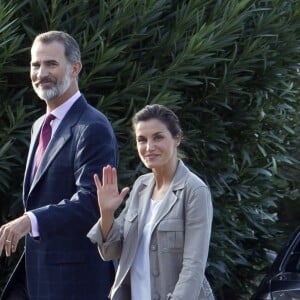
[
  {"xmin": 157, "ymin": 219, "xmax": 184, "ymax": 252},
  {"xmin": 123, "ymin": 210, "xmax": 138, "ymax": 239}
]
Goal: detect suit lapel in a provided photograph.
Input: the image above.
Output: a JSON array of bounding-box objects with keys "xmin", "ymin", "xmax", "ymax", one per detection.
[
  {"xmin": 23, "ymin": 116, "xmax": 44, "ymax": 199},
  {"xmin": 25, "ymin": 96, "xmax": 88, "ymax": 198},
  {"xmin": 29, "ymin": 132, "xmax": 71, "ymax": 190}
]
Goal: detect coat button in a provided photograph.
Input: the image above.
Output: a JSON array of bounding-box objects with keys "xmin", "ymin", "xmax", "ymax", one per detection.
[{"xmin": 150, "ymin": 244, "xmax": 157, "ymax": 251}]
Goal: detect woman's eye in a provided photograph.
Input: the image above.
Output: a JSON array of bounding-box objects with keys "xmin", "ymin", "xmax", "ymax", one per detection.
[{"xmin": 154, "ymin": 135, "xmax": 163, "ymax": 140}]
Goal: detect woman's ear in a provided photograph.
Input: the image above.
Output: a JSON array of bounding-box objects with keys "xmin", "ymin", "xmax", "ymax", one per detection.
[{"xmin": 175, "ymin": 135, "xmax": 182, "ymax": 146}]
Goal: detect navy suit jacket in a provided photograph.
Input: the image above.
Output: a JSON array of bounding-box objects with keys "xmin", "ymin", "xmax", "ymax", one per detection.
[{"xmin": 2, "ymin": 95, "xmax": 118, "ymax": 300}]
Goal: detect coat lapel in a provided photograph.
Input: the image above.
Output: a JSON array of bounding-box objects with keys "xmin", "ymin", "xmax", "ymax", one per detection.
[
  {"xmin": 112, "ymin": 161, "xmax": 190, "ymax": 298},
  {"xmin": 137, "ymin": 180, "xmax": 154, "ymax": 240},
  {"xmin": 112, "ymin": 177, "xmax": 154, "ymax": 293},
  {"xmin": 150, "ymin": 188, "xmax": 177, "ymax": 232},
  {"xmin": 150, "ymin": 160, "xmax": 188, "ymax": 232}
]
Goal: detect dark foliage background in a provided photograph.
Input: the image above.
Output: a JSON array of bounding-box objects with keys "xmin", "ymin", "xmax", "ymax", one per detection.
[{"xmin": 0, "ymin": 1, "xmax": 299, "ymax": 299}]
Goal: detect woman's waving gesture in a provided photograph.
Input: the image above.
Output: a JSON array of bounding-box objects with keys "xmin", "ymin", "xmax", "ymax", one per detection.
[{"xmin": 94, "ymin": 165, "xmax": 129, "ymax": 240}]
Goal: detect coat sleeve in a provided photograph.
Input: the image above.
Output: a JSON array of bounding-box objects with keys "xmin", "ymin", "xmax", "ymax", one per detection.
[
  {"xmin": 87, "ymin": 173, "xmax": 145, "ymax": 261},
  {"xmin": 172, "ymin": 185, "xmax": 213, "ymax": 299},
  {"xmin": 87, "ymin": 181, "xmax": 137, "ymax": 261},
  {"xmin": 87, "ymin": 216, "xmax": 124, "ymax": 261}
]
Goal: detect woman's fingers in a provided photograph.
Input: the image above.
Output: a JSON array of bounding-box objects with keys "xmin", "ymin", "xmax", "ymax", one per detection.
[
  {"xmin": 102, "ymin": 165, "xmax": 108, "ymax": 185},
  {"xmin": 111, "ymin": 167, "xmax": 116, "ymax": 185},
  {"xmin": 95, "ymin": 165, "xmax": 113, "ymax": 189},
  {"xmin": 94, "ymin": 174, "xmax": 102, "ymax": 190},
  {"xmin": 95, "ymin": 165, "xmax": 126, "ymax": 202},
  {"xmin": 120, "ymin": 187, "xmax": 130, "ymax": 199},
  {"xmin": 100, "ymin": 165, "xmax": 115, "ymax": 185}
]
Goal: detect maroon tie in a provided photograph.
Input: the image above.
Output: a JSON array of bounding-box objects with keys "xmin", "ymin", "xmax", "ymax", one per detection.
[{"xmin": 34, "ymin": 114, "xmax": 56, "ymax": 175}]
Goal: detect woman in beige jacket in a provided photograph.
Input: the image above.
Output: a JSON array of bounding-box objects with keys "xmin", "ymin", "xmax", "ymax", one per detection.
[{"xmin": 88, "ymin": 104, "xmax": 214, "ymax": 300}]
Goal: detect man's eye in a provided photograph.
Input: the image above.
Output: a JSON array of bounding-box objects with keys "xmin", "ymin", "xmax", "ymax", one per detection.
[{"xmin": 48, "ymin": 62, "xmax": 58, "ymax": 67}]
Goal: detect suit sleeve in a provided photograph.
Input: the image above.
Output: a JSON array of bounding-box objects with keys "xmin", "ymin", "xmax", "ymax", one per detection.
[{"xmin": 30, "ymin": 120, "xmax": 118, "ymax": 239}]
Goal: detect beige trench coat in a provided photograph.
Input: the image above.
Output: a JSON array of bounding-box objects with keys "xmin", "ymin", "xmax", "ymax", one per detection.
[{"xmin": 88, "ymin": 160, "xmax": 215, "ymax": 300}]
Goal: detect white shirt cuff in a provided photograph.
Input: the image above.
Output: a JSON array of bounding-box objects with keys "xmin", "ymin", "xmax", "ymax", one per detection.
[{"xmin": 25, "ymin": 211, "xmax": 40, "ymax": 237}]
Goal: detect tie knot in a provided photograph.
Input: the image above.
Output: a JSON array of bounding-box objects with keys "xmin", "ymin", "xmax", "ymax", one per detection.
[{"xmin": 44, "ymin": 114, "xmax": 56, "ymax": 126}]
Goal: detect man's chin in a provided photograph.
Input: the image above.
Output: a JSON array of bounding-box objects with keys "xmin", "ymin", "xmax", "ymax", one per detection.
[{"xmin": 36, "ymin": 89, "xmax": 58, "ymax": 101}]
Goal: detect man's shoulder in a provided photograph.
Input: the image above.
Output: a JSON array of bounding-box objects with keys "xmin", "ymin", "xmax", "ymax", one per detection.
[{"xmin": 73, "ymin": 96, "xmax": 111, "ymax": 125}]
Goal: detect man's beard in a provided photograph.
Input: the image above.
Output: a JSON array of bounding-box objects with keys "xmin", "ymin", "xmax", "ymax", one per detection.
[{"xmin": 33, "ymin": 68, "xmax": 72, "ymax": 101}]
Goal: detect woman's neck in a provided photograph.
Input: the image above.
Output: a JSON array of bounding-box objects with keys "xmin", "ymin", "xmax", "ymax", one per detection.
[{"xmin": 152, "ymin": 159, "xmax": 179, "ymax": 200}]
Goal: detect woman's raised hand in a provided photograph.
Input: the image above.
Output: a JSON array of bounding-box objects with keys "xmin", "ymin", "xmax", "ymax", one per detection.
[{"xmin": 94, "ymin": 165, "xmax": 129, "ymax": 218}]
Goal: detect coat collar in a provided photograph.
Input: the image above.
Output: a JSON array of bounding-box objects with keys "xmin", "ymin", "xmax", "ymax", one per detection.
[
  {"xmin": 138, "ymin": 159, "xmax": 190, "ymax": 193},
  {"xmin": 136, "ymin": 160, "xmax": 190, "ymax": 235}
]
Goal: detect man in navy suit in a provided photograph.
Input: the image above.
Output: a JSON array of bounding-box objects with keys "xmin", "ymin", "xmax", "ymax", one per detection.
[{"xmin": 0, "ymin": 31, "xmax": 118, "ymax": 299}]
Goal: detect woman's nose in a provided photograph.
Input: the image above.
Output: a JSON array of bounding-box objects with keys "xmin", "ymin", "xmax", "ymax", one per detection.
[{"xmin": 146, "ymin": 140, "xmax": 154, "ymax": 150}]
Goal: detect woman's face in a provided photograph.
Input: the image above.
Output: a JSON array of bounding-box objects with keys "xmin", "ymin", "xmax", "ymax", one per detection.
[{"xmin": 135, "ymin": 118, "xmax": 180, "ymax": 171}]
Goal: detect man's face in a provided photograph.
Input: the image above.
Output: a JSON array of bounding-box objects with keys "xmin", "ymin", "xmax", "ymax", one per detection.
[{"xmin": 30, "ymin": 41, "xmax": 72, "ymax": 101}]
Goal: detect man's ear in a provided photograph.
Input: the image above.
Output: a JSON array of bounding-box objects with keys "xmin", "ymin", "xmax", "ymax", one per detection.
[{"xmin": 71, "ymin": 61, "xmax": 82, "ymax": 77}]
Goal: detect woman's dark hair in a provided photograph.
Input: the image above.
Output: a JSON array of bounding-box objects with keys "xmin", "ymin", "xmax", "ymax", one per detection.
[{"xmin": 132, "ymin": 104, "xmax": 182, "ymax": 139}]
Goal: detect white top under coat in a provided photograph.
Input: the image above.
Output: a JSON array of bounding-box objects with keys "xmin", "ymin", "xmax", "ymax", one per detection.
[{"xmin": 131, "ymin": 198, "xmax": 163, "ymax": 300}]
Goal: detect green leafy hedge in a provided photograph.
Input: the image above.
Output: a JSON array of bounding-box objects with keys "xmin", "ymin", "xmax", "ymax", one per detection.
[{"xmin": 0, "ymin": 1, "xmax": 299, "ymax": 298}]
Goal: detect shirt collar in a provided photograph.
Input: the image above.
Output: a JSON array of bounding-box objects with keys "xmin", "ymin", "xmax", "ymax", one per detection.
[{"xmin": 46, "ymin": 90, "xmax": 81, "ymax": 121}]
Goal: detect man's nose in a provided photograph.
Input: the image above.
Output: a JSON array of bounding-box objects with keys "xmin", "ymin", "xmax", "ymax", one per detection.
[{"xmin": 36, "ymin": 65, "xmax": 49, "ymax": 79}]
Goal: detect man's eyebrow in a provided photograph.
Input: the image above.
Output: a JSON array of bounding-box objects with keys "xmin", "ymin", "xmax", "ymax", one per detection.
[{"xmin": 31, "ymin": 59, "xmax": 59, "ymax": 65}]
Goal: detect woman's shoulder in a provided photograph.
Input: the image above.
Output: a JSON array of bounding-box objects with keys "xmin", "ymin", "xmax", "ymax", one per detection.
[
  {"xmin": 177, "ymin": 160, "xmax": 209, "ymax": 189},
  {"xmin": 132, "ymin": 172, "xmax": 153, "ymax": 189},
  {"xmin": 185, "ymin": 171, "xmax": 208, "ymax": 188}
]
